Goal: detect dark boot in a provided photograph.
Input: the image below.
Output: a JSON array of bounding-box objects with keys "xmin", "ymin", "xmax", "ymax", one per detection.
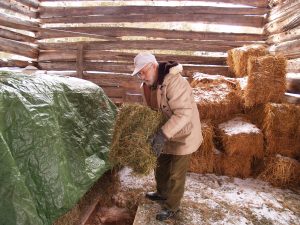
[
  {"xmin": 145, "ymin": 192, "xmax": 167, "ymax": 201},
  {"xmin": 156, "ymin": 209, "xmax": 179, "ymax": 221}
]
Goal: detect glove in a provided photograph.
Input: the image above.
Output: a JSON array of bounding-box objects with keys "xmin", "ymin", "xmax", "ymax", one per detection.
[{"xmin": 149, "ymin": 129, "xmax": 168, "ymax": 157}]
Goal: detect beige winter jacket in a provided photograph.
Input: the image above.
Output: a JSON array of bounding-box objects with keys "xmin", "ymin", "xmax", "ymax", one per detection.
[{"xmin": 143, "ymin": 64, "xmax": 203, "ymax": 155}]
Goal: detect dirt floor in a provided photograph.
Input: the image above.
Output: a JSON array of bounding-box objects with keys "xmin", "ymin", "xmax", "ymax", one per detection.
[{"xmin": 54, "ymin": 167, "xmax": 300, "ymax": 225}]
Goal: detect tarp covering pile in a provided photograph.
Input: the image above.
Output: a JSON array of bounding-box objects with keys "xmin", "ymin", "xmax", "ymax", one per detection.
[{"xmin": 0, "ymin": 72, "xmax": 117, "ymax": 225}]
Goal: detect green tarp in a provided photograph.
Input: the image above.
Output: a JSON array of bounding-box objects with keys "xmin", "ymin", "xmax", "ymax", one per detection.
[{"xmin": 0, "ymin": 72, "xmax": 117, "ymax": 225}]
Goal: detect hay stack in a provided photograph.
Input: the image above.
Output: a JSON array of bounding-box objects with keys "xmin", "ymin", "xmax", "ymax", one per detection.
[
  {"xmin": 212, "ymin": 148, "xmax": 223, "ymax": 175},
  {"xmin": 189, "ymin": 121, "xmax": 215, "ymax": 174},
  {"xmin": 258, "ymin": 155, "xmax": 300, "ymax": 188},
  {"xmin": 244, "ymin": 55, "xmax": 287, "ymax": 107},
  {"xmin": 227, "ymin": 45, "xmax": 268, "ymax": 77},
  {"xmin": 192, "ymin": 73, "xmax": 241, "ymax": 123},
  {"xmin": 109, "ymin": 104, "xmax": 166, "ymax": 175},
  {"xmin": 263, "ymin": 103, "xmax": 300, "ymax": 159},
  {"xmin": 217, "ymin": 117, "xmax": 264, "ymax": 159},
  {"xmin": 221, "ymin": 154, "xmax": 253, "ymax": 178}
]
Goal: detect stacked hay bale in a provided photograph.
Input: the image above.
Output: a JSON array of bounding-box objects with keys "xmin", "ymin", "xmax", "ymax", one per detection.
[
  {"xmin": 189, "ymin": 120, "xmax": 215, "ymax": 174},
  {"xmin": 192, "ymin": 73, "xmax": 241, "ymax": 124},
  {"xmin": 215, "ymin": 116, "xmax": 264, "ymax": 178},
  {"xmin": 227, "ymin": 44, "xmax": 268, "ymax": 77},
  {"xmin": 263, "ymin": 103, "xmax": 300, "ymax": 159},
  {"xmin": 189, "ymin": 45, "xmax": 299, "ymax": 188}
]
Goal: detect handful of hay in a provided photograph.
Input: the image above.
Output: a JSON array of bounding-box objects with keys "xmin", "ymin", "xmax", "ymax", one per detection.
[
  {"xmin": 227, "ymin": 44, "xmax": 268, "ymax": 77},
  {"xmin": 109, "ymin": 104, "xmax": 166, "ymax": 175},
  {"xmin": 258, "ymin": 155, "xmax": 300, "ymax": 188}
]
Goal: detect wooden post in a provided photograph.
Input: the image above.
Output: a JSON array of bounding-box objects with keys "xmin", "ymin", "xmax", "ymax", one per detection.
[{"xmin": 76, "ymin": 43, "xmax": 84, "ymax": 79}]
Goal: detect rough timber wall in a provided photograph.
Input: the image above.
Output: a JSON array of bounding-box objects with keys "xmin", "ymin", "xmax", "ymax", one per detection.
[
  {"xmin": 266, "ymin": 0, "xmax": 300, "ymax": 96},
  {"xmin": 0, "ymin": 0, "xmax": 39, "ymax": 67},
  {"xmin": 1, "ymin": 0, "xmax": 270, "ymax": 104}
]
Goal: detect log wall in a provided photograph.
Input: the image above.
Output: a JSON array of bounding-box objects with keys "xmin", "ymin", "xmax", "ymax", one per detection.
[
  {"xmin": 0, "ymin": 0, "xmax": 39, "ymax": 67},
  {"xmin": 35, "ymin": 0, "xmax": 268, "ymax": 103},
  {"xmin": 266, "ymin": 0, "xmax": 300, "ymax": 95}
]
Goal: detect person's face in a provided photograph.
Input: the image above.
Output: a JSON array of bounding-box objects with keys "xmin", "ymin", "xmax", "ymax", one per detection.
[{"xmin": 137, "ymin": 63, "xmax": 157, "ymax": 86}]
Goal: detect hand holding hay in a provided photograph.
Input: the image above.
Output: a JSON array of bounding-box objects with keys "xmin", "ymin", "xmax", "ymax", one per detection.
[{"xmin": 109, "ymin": 104, "xmax": 166, "ymax": 175}]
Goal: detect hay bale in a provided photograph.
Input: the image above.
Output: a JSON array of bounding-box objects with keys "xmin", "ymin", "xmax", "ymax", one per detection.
[
  {"xmin": 227, "ymin": 45, "xmax": 268, "ymax": 77},
  {"xmin": 258, "ymin": 155, "xmax": 300, "ymax": 188},
  {"xmin": 221, "ymin": 154, "xmax": 253, "ymax": 178},
  {"xmin": 244, "ymin": 104, "xmax": 265, "ymax": 129},
  {"xmin": 244, "ymin": 54, "xmax": 287, "ymax": 107},
  {"xmin": 263, "ymin": 103, "xmax": 300, "ymax": 159},
  {"xmin": 109, "ymin": 104, "xmax": 166, "ymax": 175},
  {"xmin": 189, "ymin": 121, "xmax": 215, "ymax": 174},
  {"xmin": 192, "ymin": 74, "xmax": 242, "ymax": 123},
  {"xmin": 212, "ymin": 148, "xmax": 223, "ymax": 175},
  {"xmin": 217, "ymin": 116, "xmax": 264, "ymax": 159}
]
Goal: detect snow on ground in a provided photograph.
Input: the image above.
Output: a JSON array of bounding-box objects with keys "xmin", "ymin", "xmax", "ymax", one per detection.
[{"xmin": 118, "ymin": 167, "xmax": 300, "ymax": 225}]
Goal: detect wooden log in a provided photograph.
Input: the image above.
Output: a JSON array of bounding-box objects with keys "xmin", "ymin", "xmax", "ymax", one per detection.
[
  {"xmin": 287, "ymin": 59, "xmax": 300, "ymax": 73},
  {"xmin": 0, "ymin": 28, "xmax": 35, "ymax": 43},
  {"xmin": 101, "ymin": 86, "xmax": 125, "ymax": 98},
  {"xmin": 36, "ymin": 26, "xmax": 266, "ymax": 42},
  {"xmin": 286, "ymin": 73, "xmax": 300, "ymax": 94},
  {"xmin": 0, "ymin": 37, "xmax": 38, "ymax": 59},
  {"xmin": 83, "ymin": 72, "xmax": 141, "ymax": 92},
  {"xmin": 38, "ymin": 50, "xmax": 227, "ymax": 65},
  {"xmin": 38, "ymin": 0, "xmax": 269, "ymax": 8},
  {"xmin": 269, "ymin": 39, "xmax": 300, "ymax": 59},
  {"xmin": 38, "ymin": 62, "xmax": 231, "ymax": 76},
  {"xmin": 76, "ymin": 43, "xmax": 84, "ymax": 79},
  {"xmin": 0, "ymin": 13, "xmax": 39, "ymax": 31},
  {"xmin": 265, "ymin": 0, "xmax": 300, "ymax": 34},
  {"xmin": 40, "ymin": 14, "xmax": 265, "ymax": 28},
  {"xmin": 38, "ymin": 40, "xmax": 262, "ymax": 52},
  {"xmin": 0, "ymin": 1, "xmax": 37, "ymax": 18},
  {"xmin": 268, "ymin": 0, "xmax": 299, "ymax": 21},
  {"xmin": 0, "ymin": 59, "xmax": 30, "ymax": 68},
  {"xmin": 39, "ymin": 6, "xmax": 268, "ymax": 18},
  {"xmin": 267, "ymin": 27, "xmax": 300, "ymax": 44},
  {"xmin": 14, "ymin": 0, "xmax": 39, "ymax": 9}
]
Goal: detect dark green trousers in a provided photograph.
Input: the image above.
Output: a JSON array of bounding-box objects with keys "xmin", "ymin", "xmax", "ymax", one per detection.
[{"xmin": 155, "ymin": 153, "xmax": 191, "ymax": 211}]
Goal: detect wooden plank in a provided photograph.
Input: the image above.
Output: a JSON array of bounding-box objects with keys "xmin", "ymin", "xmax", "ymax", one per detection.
[
  {"xmin": 38, "ymin": 40, "xmax": 261, "ymax": 52},
  {"xmin": 76, "ymin": 43, "xmax": 84, "ymax": 79},
  {"xmin": 270, "ymin": 39, "xmax": 300, "ymax": 59},
  {"xmin": 40, "ymin": 14, "xmax": 265, "ymax": 28},
  {"xmin": 0, "ymin": 37, "xmax": 38, "ymax": 59},
  {"xmin": 0, "ymin": 59, "xmax": 31, "ymax": 68},
  {"xmin": 38, "ymin": 62, "xmax": 231, "ymax": 76},
  {"xmin": 14, "ymin": 0, "xmax": 39, "ymax": 9},
  {"xmin": 287, "ymin": 59, "xmax": 300, "ymax": 73},
  {"xmin": 0, "ymin": 1, "xmax": 37, "ymax": 18},
  {"xmin": 36, "ymin": 26, "xmax": 266, "ymax": 42},
  {"xmin": 0, "ymin": 28, "xmax": 35, "ymax": 43},
  {"xmin": 39, "ymin": 6, "xmax": 268, "ymax": 18},
  {"xmin": 101, "ymin": 86, "xmax": 125, "ymax": 98},
  {"xmin": 0, "ymin": 13, "xmax": 39, "ymax": 31},
  {"xmin": 267, "ymin": 27, "xmax": 300, "ymax": 44},
  {"xmin": 83, "ymin": 73, "xmax": 141, "ymax": 92},
  {"xmin": 39, "ymin": 0, "xmax": 269, "ymax": 8},
  {"xmin": 38, "ymin": 50, "xmax": 227, "ymax": 65},
  {"xmin": 36, "ymin": 27, "xmax": 120, "ymax": 41}
]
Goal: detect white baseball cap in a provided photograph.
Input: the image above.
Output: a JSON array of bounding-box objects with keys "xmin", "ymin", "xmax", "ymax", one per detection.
[{"xmin": 131, "ymin": 52, "xmax": 157, "ymax": 76}]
